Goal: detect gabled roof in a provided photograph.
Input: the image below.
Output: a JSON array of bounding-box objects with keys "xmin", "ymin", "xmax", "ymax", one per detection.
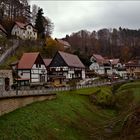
[
  {"xmin": 18, "ymin": 52, "xmax": 40, "ymax": 69},
  {"xmin": 92, "ymin": 54, "xmax": 109, "ymax": 64},
  {"xmin": 55, "ymin": 38, "xmax": 71, "ymax": 48},
  {"xmin": 93, "ymin": 54, "xmax": 104, "ymax": 61},
  {"xmin": 125, "ymin": 59, "xmax": 140, "ymax": 67},
  {"xmin": 109, "ymin": 59, "xmax": 120, "ymax": 65},
  {"xmin": 58, "ymin": 51, "xmax": 85, "ymax": 68},
  {"xmin": 14, "ymin": 21, "xmax": 37, "ymax": 31},
  {"xmin": 43, "ymin": 59, "xmax": 52, "ymax": 67},
  {"xmin": 0, "ymin": 24, "xmax": 7, "ymax": 34}
]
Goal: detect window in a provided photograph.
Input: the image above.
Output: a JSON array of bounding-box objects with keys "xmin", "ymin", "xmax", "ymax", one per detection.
[
  {"xmin": 36, "ymin": 64, "xmax": 41, "ymax": 68},
  {"xmin": 28, "ymin": 26, "xmax": 31, "ymax": 29}
]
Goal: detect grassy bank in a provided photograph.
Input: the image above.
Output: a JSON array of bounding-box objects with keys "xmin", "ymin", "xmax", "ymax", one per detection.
[{"xmin": 0, "ymin": 82, "xmax": 139, "ymax": 140}]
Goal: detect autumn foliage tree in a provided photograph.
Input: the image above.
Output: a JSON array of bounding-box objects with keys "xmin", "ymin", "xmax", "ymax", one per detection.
[{"xmin": 41, "ymin": 37, "xmax": 62, "ymax": 58}]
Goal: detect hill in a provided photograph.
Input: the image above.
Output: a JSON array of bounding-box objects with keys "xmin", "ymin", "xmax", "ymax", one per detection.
[{"xmin": 0, "ymin": 81, "xmax": 140, "ymax": 139}]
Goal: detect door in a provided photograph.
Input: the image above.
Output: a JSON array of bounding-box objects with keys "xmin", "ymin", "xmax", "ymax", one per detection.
[
  {"xmin": 5, "ymin": 78, "xmax": 10, "ymax": 91},
  {"xmin": 40, "ymin": 74, "xmax": 45, "ymax": 82}
]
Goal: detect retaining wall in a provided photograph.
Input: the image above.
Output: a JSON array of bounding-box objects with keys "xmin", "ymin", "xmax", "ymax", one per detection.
[{"xmin": 0, "ymin": 93, "xmax": 56, "ymax": 116}]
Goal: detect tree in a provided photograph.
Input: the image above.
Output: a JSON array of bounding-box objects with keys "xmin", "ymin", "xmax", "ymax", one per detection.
[
  {"xmin": 43, "ymin": 17, "xmax": 54, "ymax": 37},
  {"xmin": 41, "ymin": 37, "xmax": 61, "ymax": 58},
  {"xmin": 35, "ymin": 8, "xmax": 45, "ymax": 38},
  {"xmin": 31, "ymin": 4, "xmax": 39, "ymax": 25}
]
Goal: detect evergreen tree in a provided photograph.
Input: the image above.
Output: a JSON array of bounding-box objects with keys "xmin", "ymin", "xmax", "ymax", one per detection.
[{"xmin": 35, "ymin": 8, "xmax": 45, "ymax": 38}]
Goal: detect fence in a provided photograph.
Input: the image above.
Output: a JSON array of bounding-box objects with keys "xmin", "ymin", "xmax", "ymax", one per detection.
[{"xmin": 0, "ymin": 79, "xmax": 127, "ymax": 98}]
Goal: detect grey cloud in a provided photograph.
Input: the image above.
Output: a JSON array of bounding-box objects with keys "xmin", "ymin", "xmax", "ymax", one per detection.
[{"xmin": 30, "ymin": 1, "xmax": 140, "ymax": 37}]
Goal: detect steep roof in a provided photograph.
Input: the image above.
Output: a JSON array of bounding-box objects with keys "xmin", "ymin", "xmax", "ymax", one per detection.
[
  {"xmin": 15, "ymin": 21, "xmax": 26, "ymax": 29},
  {"xmin": 58, "ymin": 51, "xmax": 85, "ymax": 68},
  {"xmin": 125, "ymin": 59, "xmax": 140, "ymax": 67},
  {"xmin": 92, "ymin": 54, "xmax": 109, "ymax": 64},
  {"xmin": 93, "ymin": 54, "xmax": 104, "ymax": 61},
  {"xmin": 110, "ymin": 59, "xmax": 120, "ymax": 65},
  {"xmin": 18, "ymin": 52, "xmax": 40, "ymax": 69},
  {"xmin": 55, "ymin": 38, "xmax": 71, "ymax": 48},
  {"xmin": 0, "ymin": 24, "xmax": 7, "ymax": 34},
  {"xmin": 14, "ymin": 21, "xmax": 37, "ymax": 31},
  {"xmin": 43, "ymin": 59, "xmax": 52, "ymax": 67}
]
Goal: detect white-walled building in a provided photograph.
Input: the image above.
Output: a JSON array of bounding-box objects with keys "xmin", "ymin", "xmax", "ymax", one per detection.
[
  {"xmin": 89, "ymin": 54, "xmax": 111, "ymax": 75},
  {"xmin": 11, "ymin": 22, "xmax": 37, "ymax": 40},
  {"xmin": 17, "ymin": 52, "xmax": 47, "ymax": 85},
  {"xmin": 89, "ymin": 54, "xmax": 127, "ymax": 78}
]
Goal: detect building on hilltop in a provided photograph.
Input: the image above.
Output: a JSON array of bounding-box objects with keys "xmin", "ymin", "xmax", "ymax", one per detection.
[{"xmin": 11, "ymin": 21, "xmax": 37, "ymax": 40}]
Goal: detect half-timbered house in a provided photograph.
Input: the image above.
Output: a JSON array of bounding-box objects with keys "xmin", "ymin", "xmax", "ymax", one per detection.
[
  {"xmin": 49, "ymin": 51, "xmax": 85, "ymax": 84},
  {"xmin": 17, "ymin": 52, "xmax": 47, "ymax": 85}
]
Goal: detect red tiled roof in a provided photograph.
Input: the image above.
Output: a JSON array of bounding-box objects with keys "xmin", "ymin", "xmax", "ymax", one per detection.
[
  {"xmin": 59, "ymin": 51, "xmax": 85, "ymax": 68},
  {"xmin": 43, "ymin": 59, "xmax": 52, "ymax": 67},
  {"xmin": 15, "ymin": 22, "xmax": 37, "ymax": 31},
  {"xmin": 93, "ymin": 54, "xmax": 104, "ymax": 61},
  {"xmin": 125, "ymin": 59, "xmax": 140, "ymax": 67},
  {"xmin": 92, "ymin": 54, "xmax": 109, "ymax": 64},
  {"xmin": 15, "ymin": 21, "xmax": 26, "ymax": 29},
  {"xmin": 0, "ymin": 24, "xmax": 7, "ymax": 34},
  {"xmin": 18, "ymin": 52, "xmax": 40, "ymax": 69}
]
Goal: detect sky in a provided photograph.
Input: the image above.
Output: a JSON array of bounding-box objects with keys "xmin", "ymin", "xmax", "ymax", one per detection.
[{"xmin": 30, "ymin": 1, "xmax": 140, "ymax": 38}]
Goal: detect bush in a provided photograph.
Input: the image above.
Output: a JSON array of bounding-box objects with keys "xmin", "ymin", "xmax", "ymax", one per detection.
[{"xmin": 90, "ymin": 89, "xmax": 116, "ymax": 108}]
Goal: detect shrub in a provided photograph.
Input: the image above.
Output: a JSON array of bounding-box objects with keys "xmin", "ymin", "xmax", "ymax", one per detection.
[{"xmin": 90, "ymin": 89, "xmax": 116, "ymax": 108}]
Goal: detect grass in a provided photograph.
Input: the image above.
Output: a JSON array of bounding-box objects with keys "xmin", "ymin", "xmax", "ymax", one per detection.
[
  {"xmin": 0, "ymin": 82, "xmax": 139, "ymax": 140},
  {"xmin": 0, "ymin": 87, "xmax": 116, "ymax": 140}
]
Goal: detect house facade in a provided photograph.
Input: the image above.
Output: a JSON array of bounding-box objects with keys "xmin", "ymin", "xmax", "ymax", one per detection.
[
  {"xmin": 49, "ymin": 51, "xmax": 85, "ymax": 85},
  {"xmin": 0, "ymin": 24, "xmax": 7, "ymax": 37},
  {"xmin": 89, "ymin": 54, "xmax": 127, "ymax": 78},
  {"xmin": 125, "ymin": 58, "xmax": 140, "ymax": 79},
  {"xmin": 17, "ymin": 52, "xmax": 47, "ymax": 85},
  {"xmin": 11, "ymin": 22, "xmax": 37, "ymax": 40},
  {"xmin": 89, "ymin": 54, "xmax": 111, "ymax": 75}
]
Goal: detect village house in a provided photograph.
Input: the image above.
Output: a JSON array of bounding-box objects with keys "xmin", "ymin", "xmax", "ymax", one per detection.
[
  {"xmin": 11, "ymin": 21, "xmax": 37, "ymax": 40},
  {"xmin": 125, "ymin": 57, "xmax": 140, "ymax": 79},
  {"xmin": 48, "ymin": 51, "xmax": 85, "ymax": 85},
  {"xmin": 0, "ymin": 24, "xmax": 7, "ymax": 37},
  {"xmin": 89, "ymin": 54, "xmax": 111, "ymax": 75},
  {"xmin": 89, "ymin": 54, "xmax": 127, "ymax": 78},
  {"xmin": 108, "ymin": 59, "xmax": 127, "ymax": 78},
  {"xmin": 16, "ymin": 52, "xmax": 47, "ymax": 86}
]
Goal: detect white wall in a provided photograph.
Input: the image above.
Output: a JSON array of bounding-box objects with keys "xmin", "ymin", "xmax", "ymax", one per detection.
[
  {"xmin": 18, "ymin": 70, "xmax": 30, "ymax": 79},
  {"xmin": 31, "ymin": 64, "xmax": 47, "ymax": 82},
  {"xmin": 11, "ymin": 24, "xmax": 37, "ymax": 40}
]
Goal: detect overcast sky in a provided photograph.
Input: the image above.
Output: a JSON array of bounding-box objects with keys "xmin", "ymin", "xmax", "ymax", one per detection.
[{"xmin": 30, "ymin": 1, "xmax": 140, "ymax": 38}]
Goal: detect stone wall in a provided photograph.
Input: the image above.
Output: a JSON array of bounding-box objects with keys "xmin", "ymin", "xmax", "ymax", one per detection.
[
  {"xmin": 0, "ymin": 93, "xmax": 56, "ymax": 116},
  {"xmin": 0, "ymin": 70, "xmax": 13, "ymax": 91}
]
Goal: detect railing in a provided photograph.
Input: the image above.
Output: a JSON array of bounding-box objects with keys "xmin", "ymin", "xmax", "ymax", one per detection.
[{"xmin": 0, "ymin": 79, "xmax": 128, "ymax": 98}]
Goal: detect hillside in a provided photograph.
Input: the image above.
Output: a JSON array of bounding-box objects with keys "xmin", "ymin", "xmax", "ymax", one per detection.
[
  {"xmin": 64, "ymin": 28, "xmax": 140, "ymax": 62},
  {"xmin": 0, "ymin": 82, "xmax": 140, "ymax": 139}
]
